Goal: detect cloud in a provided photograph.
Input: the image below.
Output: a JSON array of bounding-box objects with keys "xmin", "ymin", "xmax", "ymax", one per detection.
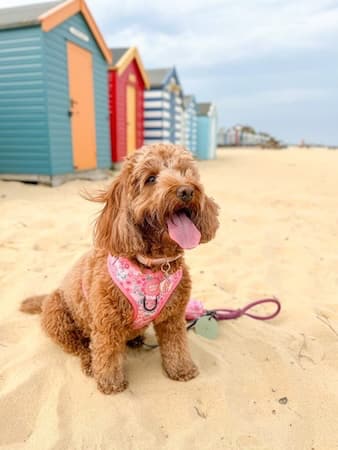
[
  {"xmin": 4, "ymin": 0, "xmax": 338, "ymax": 71},
  {"xmin": 217, "ymin": 88, "xmax": 332, "ymax": 109},
  {"xmin": 2, "ymin": 0, "xmax": 337, "ymax": 144},
  {"xmin": 98, "ymin": 0, "xmax": 338, "ymax": 70}
]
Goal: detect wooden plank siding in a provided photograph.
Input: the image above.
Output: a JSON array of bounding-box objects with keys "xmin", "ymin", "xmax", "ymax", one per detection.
[
  {"xmin": 0, "ymin": 26, "xmax": 51, "ymax": 174},
  {"xmin": 0, "ymin": 11, "xmax": 110, "ymax": 178}
]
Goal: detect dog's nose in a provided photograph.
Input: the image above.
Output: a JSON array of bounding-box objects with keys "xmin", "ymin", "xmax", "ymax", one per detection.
[{"xmin": 176, "ymin": 185, "xmax": 194, "ymax": 203}]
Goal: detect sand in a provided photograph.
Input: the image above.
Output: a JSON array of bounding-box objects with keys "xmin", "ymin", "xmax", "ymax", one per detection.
[{"xmin": 1, "ymin": 147, "xmax": 338, "ymax": 450}]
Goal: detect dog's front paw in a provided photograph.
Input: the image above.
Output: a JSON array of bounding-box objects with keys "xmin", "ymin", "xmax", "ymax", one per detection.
[
  {"xmin": 97, "ymin": 376, "xmax": 128, "ymax": 395},
  {"xmin": 164, "ymin": 360, "xmax": 199, "ymax": 382}
]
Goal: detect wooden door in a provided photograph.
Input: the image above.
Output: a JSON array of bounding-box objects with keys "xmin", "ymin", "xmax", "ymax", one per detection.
[
  {"xmin": 126, "ymin": 84, "xmax": 136, "ymax": 155},
  {"xmin": 67, "ymin": 42, "xmax": 97, "ymax": 170}
]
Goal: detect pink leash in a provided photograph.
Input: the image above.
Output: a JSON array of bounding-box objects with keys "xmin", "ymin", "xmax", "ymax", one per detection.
[
  {"xmin": 185, "ymin": 297, "xmax": 281, "ymax": 323},
  {"xmin": 142, "ymin": 298, "xmax": 281, "ymax": 349},
  {"xmin": 141, "ymin": 297, "xmax": 281, "ymax": 349},
  {"xmin": 206, "ymin": 298, "xmax": 281, "ymax": 321}
]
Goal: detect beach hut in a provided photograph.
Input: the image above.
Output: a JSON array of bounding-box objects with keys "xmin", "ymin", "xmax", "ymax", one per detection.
[
  {"xmin": 182, "ymin": 95, "xmax": 197, "ymax": 154},
  {"xmin": 144, "ymin": 67, "xmax": 183, "ymax": 145},
  {"xmin": 0, "ymin": 0, "xmax": 112, "ymax": 185},
  {"xmin": 196, "ymin": 102, "xmax": 217, "ymax": 160},
  {"xmin": 109, "ymin": 47, "xmax": 150, "ymax": 164},
  {"xmin": 221, "ymin": 125, "xmax": 241, "ymax": 146},
  {"xmin": 217, "ymin": 127, "xmax": 227, "ymax": 146}
]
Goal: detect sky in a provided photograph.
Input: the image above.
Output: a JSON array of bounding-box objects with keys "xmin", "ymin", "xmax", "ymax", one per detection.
[{"xmin": 2, "ymin": 0, "xmax": 338, "ymax": 145}]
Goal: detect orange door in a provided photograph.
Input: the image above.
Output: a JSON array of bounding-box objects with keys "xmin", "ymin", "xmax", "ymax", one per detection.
[
  {"xmin": 126, "ymin": 84, "xmax": 136, "ymax": 155},
  {"xmin": 67, "ymin": 42, "xmax": 97, "ymax": 170}
]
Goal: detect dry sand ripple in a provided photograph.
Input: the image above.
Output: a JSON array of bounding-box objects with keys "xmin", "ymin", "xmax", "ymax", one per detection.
[{"xmin": 1, "ymin": 147, "xmax": 338, "ymax": 450}]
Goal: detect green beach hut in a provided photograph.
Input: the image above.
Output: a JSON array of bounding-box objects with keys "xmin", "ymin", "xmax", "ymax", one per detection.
[{"xmin": 0, "ymin": 0, "xmax": 112, "ymax": 185}]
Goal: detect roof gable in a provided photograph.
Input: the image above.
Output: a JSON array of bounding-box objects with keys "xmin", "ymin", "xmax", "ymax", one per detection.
[
  {"xmin": 110, "ymin": 47, "xmax": 129, "ymax": 64},
  {"xmin": 147, "ymin": 67, "xmax": 175, "ymax": 87},
  {"xmin": 147, "ymin": 66, "xmax": 182, "ymax": 98},
  {"xmin": 0, "ymin": 1, "xmax": 61, "ymax": 30},
  {"xmin": 184, "ymin": 95, "xmax": 196, "ymax": 108},
  {"xmin": 197, "ymin": 102, "xmax": 217, "ymax": 117},
  {"xmin": 147, "ymin": 68, "xmax": 171, "ymax": 87},
  {"xmin": 109, "ymin": 47, "xmax": 150, "ymax": 88},
  {"xmin": 0, "ymin": 0, "xmax": 112, "ymax": 64}
]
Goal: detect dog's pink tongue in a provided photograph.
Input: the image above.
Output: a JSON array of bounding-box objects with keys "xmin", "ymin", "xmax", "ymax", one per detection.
[{"xmin": 167, "ymin": 213, "xmax": 201, "ymax": 249}]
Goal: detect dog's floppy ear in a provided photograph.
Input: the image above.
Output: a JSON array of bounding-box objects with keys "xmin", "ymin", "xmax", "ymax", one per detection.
[
  {"xmin": 88, "ymin": 175, "xmax": 144, "ymax": 256},
  {"xmin": 197, "ymin": 195, "xmax": 220, "ymax": 243}
]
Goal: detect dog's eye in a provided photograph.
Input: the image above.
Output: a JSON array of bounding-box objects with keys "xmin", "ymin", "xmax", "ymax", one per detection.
[{"xmin": 145, "ymin": 175, "xmax": 157, "ymax": 185}]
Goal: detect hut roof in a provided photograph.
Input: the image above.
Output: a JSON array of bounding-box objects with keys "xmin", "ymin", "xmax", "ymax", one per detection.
[
  {"xmin": 147, "ymin": 68, "xmax": 173, "ymax": 87},
  {"xmin": 109, "ymin": 47, "xmax": 150, "ymax": 88},
  {"xmin": 0, "ymin": 1, "xmax": 61, "ymax": 30},
  {"xmin": 110, "ymin": 47, "xmax": 129, "ymax": 65},
  {"xmin": 197, "ymin": 102, "xmax": 212, "ymax": 116},
  {"xmin": 184, "ymin": 95, "xmax": 195, "ymax": 108},
  {"xmin": 0, "ymin": 0, "xmax": 112, "ymax": 64}
]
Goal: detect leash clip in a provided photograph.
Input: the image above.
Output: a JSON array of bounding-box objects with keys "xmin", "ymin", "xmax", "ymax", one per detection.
[{"xmin": 205, "ymin": 310, "xmax": 218, "ymax": 320}]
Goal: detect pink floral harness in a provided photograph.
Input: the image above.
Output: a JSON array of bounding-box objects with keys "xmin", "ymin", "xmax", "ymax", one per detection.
[{"xmin": 106, "ymin": 255, "xmax": 183, "ymax": 329}]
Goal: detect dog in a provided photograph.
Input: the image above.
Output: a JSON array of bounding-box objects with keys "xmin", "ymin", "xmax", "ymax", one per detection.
[{"xmin": 21, "ymin": 144, "xmax": 219, "ymax": 394}]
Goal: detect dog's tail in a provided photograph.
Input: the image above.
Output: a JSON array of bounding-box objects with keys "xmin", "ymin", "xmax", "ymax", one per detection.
[{"xmin": 20, "ymin": 295, "xmax": 46, "ymax": 314}]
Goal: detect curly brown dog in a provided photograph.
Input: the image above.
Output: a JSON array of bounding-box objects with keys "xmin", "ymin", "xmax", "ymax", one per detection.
[{"xmin": 21, "ymin": 144, "xmax": 219, "ymax": 394}]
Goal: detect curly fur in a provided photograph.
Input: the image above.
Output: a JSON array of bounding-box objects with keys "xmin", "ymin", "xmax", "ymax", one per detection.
[{"xmin": 21, "ymin": 144, "xmax": 219, "ymax": 394}]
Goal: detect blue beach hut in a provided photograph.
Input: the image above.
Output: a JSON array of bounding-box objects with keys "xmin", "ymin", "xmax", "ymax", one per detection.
[
  {"xmin": 182, "ymin": 95, "xmax": 197, "ymax": 154},
  {"xmin": 196, "ymin": 102, "xmax": 217, "ymax": 160},
  {"xmin": 144, "ymin": 67, "xmax": 183, "ymax": 145},
  {"xmin": 0, "ymin": 0, "xmax": 112, "ymax": 185}
]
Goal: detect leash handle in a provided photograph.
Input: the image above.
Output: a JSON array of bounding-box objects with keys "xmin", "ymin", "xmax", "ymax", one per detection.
[
  {"xmin": 207, "ymin": 298, "xmax": 281, "ymax": 321},
  {"xmin": 186, "ymin": 298, "xmax": 281, "ymax": 322}
]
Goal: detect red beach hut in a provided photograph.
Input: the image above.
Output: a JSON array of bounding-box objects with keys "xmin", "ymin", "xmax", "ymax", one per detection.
[{"xmin": 109, "ymin": 47, "xmax": 150, "ymax": 163}]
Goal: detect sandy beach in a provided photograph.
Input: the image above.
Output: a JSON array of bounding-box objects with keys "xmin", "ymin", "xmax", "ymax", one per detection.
[{"xmin": 1, "ymin": 147, "xmax": 338, "ymax": 450}]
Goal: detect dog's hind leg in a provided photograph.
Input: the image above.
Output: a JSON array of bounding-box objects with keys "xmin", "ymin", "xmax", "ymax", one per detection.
[{"xmin": 41, "ymin": 290, "xmax": 92, "ymax": 376}]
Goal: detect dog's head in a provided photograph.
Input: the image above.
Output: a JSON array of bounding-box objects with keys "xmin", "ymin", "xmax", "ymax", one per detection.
[{"xmin": 91, "ymin": 144, "xmax": 219, "ymax": 258}]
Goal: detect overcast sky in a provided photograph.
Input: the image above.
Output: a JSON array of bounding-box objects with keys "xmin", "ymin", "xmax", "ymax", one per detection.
[{"xmin": 2, "ymin": 0, "xmax": 338, "ymax": 145}]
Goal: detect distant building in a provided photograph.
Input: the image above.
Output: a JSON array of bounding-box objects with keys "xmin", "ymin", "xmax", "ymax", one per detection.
[
  {"xmin": 217, "ymin": 127, "xmax": 226, "ymax": 146},
  {"xmin": 217, "ymin": 125, "xmax": 241, "ymax": 146},
  {"xmin": 218, "ymin": 125, "xmax": 276, "ymax": 147}
]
